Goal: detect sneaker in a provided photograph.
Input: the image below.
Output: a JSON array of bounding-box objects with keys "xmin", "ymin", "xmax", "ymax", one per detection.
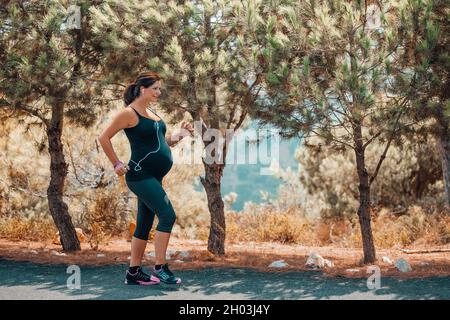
[
  {"xmin": 125, "ymin": 267, "xmax": 160, "ymax": 285},
  {"xmin": 152, "ymin": 263, "xmax": 182, "ymax": 284}
]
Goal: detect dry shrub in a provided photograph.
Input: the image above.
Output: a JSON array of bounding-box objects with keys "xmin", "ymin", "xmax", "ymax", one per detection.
[
  {"xmin": 225, "ymin": 202, "xmax": 449, "ymax": 249},
  {"xmin": 257, "ymin": 211, "xmax": 306, "ymax": 243},
  {"xmin": 372, "ymin": 206, "xmax": 450, "ymax": 248},
  {"xmin": 0, "ymin": 216, "xmax": 57, "ymax": 241},
  {"xmin": 314, "ymin": 219, "xmax": 353, "ymax": 246},
  {"xmin": 162, "ymin": 153, "xmax": 210, "ymax": 239},
  {"xmin": 8, "ymin": 167, "xmax": 29, "ymax": 190},
  {"xmin": 83, "ymin": 186, "xmax": 131, "ymax": 250},
  {"xmin": 226, "ymin": 204, "xmax": 318, "ymax": 245},
  {"xmin": 292, "ymin": 135, "xmax": 443, "ymax": 219},
  {"xmin": 315, "ymin": 221, "xmax": 332, "ymax": 244}
]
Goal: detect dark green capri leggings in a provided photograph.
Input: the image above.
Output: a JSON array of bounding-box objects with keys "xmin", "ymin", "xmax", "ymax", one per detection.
[{"xmin": 126, "ymin": 176, "xmax": 176, "ymax": 240}]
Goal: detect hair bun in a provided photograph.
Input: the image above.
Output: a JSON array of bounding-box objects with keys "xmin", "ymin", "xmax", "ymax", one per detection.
[
  {"xmin": 123, "ymin": 71, "xmax": 161, "ymax": 106},
  {"xmin": 132, "ymin": 84, "xmax": 139, "ymax": 96}
]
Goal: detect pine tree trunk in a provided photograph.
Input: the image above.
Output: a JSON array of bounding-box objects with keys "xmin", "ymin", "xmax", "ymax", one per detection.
[
  {"xmin": 437, "ymin": 116, "xmax": 450, "ymax": 208},
  {"xmin": 354, "ymin": 125, "xmax": 377, "ymax": 264},
  {"xmin": 200, "ymin": 163, "xmax": 226, "ymax": 256},
  {"xmin": 46, "ymin": 104, "xmax": 80, "ymax": 251}
]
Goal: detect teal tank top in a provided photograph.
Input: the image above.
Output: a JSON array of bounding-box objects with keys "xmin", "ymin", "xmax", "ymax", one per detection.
[{"xmin": 124, "ymin": 107, "xmax": 173, "ymax": 181}]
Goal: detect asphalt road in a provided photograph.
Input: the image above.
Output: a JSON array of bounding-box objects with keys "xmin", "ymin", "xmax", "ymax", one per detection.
[{"xmin": 0, "ymin": 258, "xmax": 449, "ymax": 300}]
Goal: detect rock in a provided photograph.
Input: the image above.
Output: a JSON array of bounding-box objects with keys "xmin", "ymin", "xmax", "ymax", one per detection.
[
  {"xmin": 52, "ymin": 228, "xmax": 86, "ymax": 245},
  {"xmin": 51, "ymin": 250, "xmax": 66, "ymax": 256},
  {"xmin": 29, "ymin": 250, "xmax": 38, "ymax": 255},
  {"xmin": 127, "ymin": 256, "xmax": 131, "ymax": 260},
  {"xmin": 168, "ymin": 250, "xmax": 191, "ymax": 260},
  {"xmin": 305, "ymin": 252, "xmax": 334, "ymax": 269},
  {"xmin": 75, "ymin": 228, "xmax": 86, "ymax": 242},
  {"xmin": 305, "ymin": 252, "xmax": 321, "ymax": 268},
  {"xmin": 173, "ymin": 260, "xmax": 184, "ymax": 263},
  {"xmin": 382, "ymin": 256, "xmax": 393, "ymax": 264},
  {"xmin": 167, "ymin": 249, "xmax": 177, "ymax": 259},
  {"xmin": 146, "ymin": 250, "xmax": 180, "ymax": 260},
  {"xmin": 178, "ymin": 250, "xmax": 191, "ymax": 259},
  {"xmin": 96, "ymin": 254, "xmax": 106, "ymax": 258},
  {"xmin": 324, "ymin": 259, "xmax": 334, "ymax": 268},
  {"xmin": 346, "ymin": 268, "xmax": 360, "ymax": 273},
  {"xmin": 268, "ymin": 260, "xmax": 289, "ymax": 268},
  {"xmin": 395, "ymin": 258, "xmax": 412, "ymax": 272}
]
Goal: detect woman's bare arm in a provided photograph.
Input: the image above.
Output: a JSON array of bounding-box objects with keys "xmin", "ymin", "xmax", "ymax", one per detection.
[
  {"xmin": 166, "ymin": 121, "xmax": 194, "ymax": 147},
  {"xmin": 166, "ymin": 132, "xmax": 183, "ymax": 147},
  {"xmin": 98, "ymin": 109, "xmax": 133, "ymax": 175}
]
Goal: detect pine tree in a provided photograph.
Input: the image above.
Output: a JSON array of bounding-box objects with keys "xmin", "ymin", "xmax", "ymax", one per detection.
[
  {"xmin": 90, "ymin": 0, "xmax": 266, "ymax": 255},
  {"xmin": 250, "ymin": 0, "xmax": 416, "ymax": 263},
  {"xmin": 0, "ymin": 1, "xmax": 118, "ymax": 251},
  {"xmin": 397, "ymin": 0, "xmax": 450, "ymax": 208}
]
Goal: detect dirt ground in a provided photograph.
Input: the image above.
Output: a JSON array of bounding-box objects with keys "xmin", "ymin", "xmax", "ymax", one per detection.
[{"xmin": 0, "ymin": 237, "xmax": 449, "ymax": 279}]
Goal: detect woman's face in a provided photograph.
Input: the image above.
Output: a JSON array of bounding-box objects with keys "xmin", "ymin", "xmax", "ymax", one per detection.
[{"xmin": 142, "ymin": 80, "xmax": 162, "ymax": 102}]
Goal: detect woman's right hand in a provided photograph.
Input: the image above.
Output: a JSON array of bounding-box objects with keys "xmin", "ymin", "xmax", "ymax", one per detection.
[{"xmin": 114, "ymin": 162, "xmax": 130, "ymax": 176}]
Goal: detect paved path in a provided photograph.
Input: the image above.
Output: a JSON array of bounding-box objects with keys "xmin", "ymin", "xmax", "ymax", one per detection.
[{"xmin": 0, "ymin": 259, "xmax": 449, "ymax": 300}]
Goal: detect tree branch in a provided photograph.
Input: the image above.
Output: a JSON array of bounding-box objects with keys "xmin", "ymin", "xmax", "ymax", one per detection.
[
  {"xmin": 310, "ymin": 128, "xmax": 355, "ymax": 150},
  {"xmin": 232, "ymin": 73, "xmax": 263, "ymax": 131},
  {"xmin": 369, "ymin": 109, "xmax": 403, "ymax": 185},
  {"xmin": 364, "ymin": 97, "xmax": 408, "ymax": 150},
  {"xmin": 2, "ymin": 101, "xmax": 50, "ymax": 127}
]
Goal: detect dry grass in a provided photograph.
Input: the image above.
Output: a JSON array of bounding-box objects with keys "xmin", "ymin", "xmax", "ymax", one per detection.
[
  {"xmin": 371, "ymin": 207, "xmax": 450, "ymax": 248},
  {"xmin": 83, "ymin": 187, "xmax": 130, "ymax": 250},
  {"xmin": 225, "ymin": 205, "xmax": 449, "ymax": 249},
  {"xmin": 1, "ymin": 205, "xmax": 448, "ymax": 250},
  {"xmin": 0, "ymin": 216, "xmax": 57, "ymax": 241},
  {"xmin": 226, "ymin": 207, "xmax": 318, "ymax": 245}
]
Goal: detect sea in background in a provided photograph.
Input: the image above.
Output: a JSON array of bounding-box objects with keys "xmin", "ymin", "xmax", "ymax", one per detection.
[{"xmin": 195, "ymin": 122, "xmax": 301, "ymax": 211}]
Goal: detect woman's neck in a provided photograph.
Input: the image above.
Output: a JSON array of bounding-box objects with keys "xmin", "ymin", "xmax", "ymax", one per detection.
[{"xmin": 131, "ymin": 98, "xmax": 153, "ymax": 113}]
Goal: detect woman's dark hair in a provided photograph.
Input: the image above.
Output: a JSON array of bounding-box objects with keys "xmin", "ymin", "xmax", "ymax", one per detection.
[{"xmin": 124, "ymin": 71, "xmax": 161, "ymax": 106}]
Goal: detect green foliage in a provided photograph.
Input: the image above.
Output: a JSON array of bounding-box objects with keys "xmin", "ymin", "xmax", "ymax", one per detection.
[
  {"xmin": 250, "ymin": 0, "xmax": 431, "ymax": 162},
  {"xmin": 0, "ymin": 1, "xmax": 115, "ymax": 123},
  {"xmin": 397, "ymin": 0, "xmax": 449, "ymax": 124},
  {"xmin": 302, "ymin": 56, "xmax": 310, "ymax": 78},
  {"xmin": 88, "ymin": 0, "xmax": 264, "ymax": 131}
]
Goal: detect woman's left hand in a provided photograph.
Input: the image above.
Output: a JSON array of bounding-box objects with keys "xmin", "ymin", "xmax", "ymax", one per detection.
[{"xmin": 180, "ymin": 121, "xmax": 194, "ymax": 138}]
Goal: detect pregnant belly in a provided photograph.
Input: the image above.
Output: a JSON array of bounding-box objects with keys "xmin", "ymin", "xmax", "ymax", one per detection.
[
  {"xmin": 136, "ymin": 149, "xmax": 173, "ymax": 177},
  {"xmin": 153, "ymin": 152, "xmax": 173, "ymax": 176}
]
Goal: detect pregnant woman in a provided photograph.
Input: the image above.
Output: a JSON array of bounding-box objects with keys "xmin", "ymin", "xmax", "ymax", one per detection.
[{"xmin": 98, "ymin": 71, "xmax": 193, "ymax": 285}]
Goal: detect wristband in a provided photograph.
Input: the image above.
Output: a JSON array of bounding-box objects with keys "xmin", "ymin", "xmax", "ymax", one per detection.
[{"xmin": 113, "ymin": 160, "xmax": 123, "ymax": 169}]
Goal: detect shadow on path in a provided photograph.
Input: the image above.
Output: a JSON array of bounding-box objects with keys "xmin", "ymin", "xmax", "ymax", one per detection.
[{"xmin": 0, "ymin": 259, "xmax": 449, "ymax": 300}]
